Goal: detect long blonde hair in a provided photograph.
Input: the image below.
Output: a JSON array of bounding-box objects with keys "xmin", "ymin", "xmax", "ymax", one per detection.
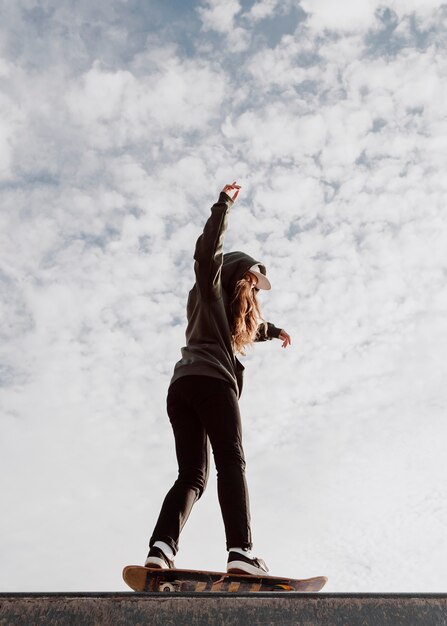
[{"xmin": 230, "ymin": 274, "xmax": 267, "ymax": 355}]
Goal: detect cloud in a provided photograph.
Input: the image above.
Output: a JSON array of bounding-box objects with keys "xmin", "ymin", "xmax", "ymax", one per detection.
[
  {"xmin": 196, "ymin": 0, "xmax": 250, "ymax": 51},
  {"xmin": 0, "ymin": 89, "xmax": 26, "ymax": 180},
  {"xmin": 65, "ymin": 56, "xmax": 227, "ymax": 149},
  {"xmin": 222, "ymin": 105, "xmax": 327, "ymax": 165},
  {"xmin": 246, "ymin": 0, "xmax": 287, "ymax": 22},
  {"xmin": 299, "ymin": 0, "xmax": 378, "ymax": 32},
  {"xmin": 299, "ymin": 0, "xmax": 446, "ymax": 33},
  {"xmin": 197, "ymin": 0, "xmax": 242, "ymax": 33}
]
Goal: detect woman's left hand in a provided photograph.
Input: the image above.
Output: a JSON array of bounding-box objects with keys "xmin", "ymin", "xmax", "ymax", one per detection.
[{"xmin": 279, "ymin": 329, "xmax": 291, "ymax": 348}]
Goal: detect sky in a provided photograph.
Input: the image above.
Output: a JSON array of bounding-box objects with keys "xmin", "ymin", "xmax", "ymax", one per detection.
[{"xmin": 1, "ymin": 0, "xmax": 447, "ymax": 593}]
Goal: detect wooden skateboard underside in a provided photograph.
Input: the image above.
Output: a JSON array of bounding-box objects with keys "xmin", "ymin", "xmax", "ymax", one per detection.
[{"xmin": 122, "ymin": 565, "xmax": 327, "ymax": 593}]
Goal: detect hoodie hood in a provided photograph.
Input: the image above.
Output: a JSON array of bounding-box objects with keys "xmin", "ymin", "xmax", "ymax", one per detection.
[{"xmin": 221, "ymin": 251, "xmax": 267, "ymax": 295}]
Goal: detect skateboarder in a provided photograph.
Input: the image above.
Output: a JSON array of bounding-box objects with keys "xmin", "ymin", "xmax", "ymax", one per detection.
[{"xmin": 145, "ymin": 182, "xmax": 291, "ymax": 575}]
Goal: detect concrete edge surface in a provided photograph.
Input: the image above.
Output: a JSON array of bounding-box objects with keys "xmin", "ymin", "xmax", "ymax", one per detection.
[{"xmin": 1, "ymin": 592, "xmax": 446, "ymax": 626}]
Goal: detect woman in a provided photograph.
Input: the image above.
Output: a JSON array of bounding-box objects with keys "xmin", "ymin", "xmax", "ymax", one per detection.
[{"xmin": 145, "ymin": 182, "xmax": 291, "ymax": 575}]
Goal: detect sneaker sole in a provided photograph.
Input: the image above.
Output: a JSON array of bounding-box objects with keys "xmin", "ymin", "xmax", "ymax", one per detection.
[{"xmin": 144, "ymin": 557, "xmax": 168, "ymax": 569}]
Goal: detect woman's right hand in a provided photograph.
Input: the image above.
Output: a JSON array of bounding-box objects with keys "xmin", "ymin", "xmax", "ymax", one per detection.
[{"xmin": 222, "ymin": 181, "xmax": 241, "ymax": 202}]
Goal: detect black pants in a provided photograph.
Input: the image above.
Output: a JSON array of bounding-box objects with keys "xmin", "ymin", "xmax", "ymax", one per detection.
[{"xmin": 149, "ymin": 375, "xmax": 252, "ymax": 555}]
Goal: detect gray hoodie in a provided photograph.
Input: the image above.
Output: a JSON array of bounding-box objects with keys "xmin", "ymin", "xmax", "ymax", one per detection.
[{"xmin": 169, "ymin": 191, "xmax": 282, "ymax": 398}]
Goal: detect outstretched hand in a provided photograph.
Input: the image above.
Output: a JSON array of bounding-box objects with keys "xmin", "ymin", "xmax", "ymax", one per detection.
[
  {"xmin": 222, "ymin": 181, "xmax": 241, "ymax": 202},
  {"xmin": 279, "ymin": 329, "xmax": 291, "ymax": 348}
]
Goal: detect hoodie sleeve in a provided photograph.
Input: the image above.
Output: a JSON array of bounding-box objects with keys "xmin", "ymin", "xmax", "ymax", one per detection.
[
  {"xmin": 254, "ymin": 322, "xmax": 282, "ymax": 342},
  {"xmin": 193, "ymin": 191, "xmax": 233, "ymax": 300}
]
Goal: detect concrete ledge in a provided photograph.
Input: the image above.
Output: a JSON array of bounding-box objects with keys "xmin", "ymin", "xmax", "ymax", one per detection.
[{"xmin": 1, "ymin": 592, "xmax": 447, "ymax": 625}]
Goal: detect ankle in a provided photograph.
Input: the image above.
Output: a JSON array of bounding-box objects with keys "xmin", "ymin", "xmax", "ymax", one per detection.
[
  {"xmin": 229, "ymin": 547, "xmax": 252, "ymax": 557},
  {"xmin": 153, "ymin": 541, "xmax": 175, "ymax": 559}
]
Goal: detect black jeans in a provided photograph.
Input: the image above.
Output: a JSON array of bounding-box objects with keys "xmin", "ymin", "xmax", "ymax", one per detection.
[{"xmin": 149, "ymin": 375, "xmax": 252, "ymax": 554}]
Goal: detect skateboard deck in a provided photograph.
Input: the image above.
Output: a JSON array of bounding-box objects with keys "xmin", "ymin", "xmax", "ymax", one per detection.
[{"xmin": 122, "ymin": 565, "xmax": 327, "ymax": 593}]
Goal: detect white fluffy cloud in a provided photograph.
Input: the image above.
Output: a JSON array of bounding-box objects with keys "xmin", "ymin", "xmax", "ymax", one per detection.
[
  {"xmin": 65, "ymin": 56, "xmax": 227, "ymax": 147},
  {"xmin": 197, "ymin": 0, "xmax": 249, "ymax": 51},
  {"xmin": 299, "ymin": 0, "xmax": 446, "ymax": 32},
  {"xmin": 0, "ymin": 89, "xmax": 25, "ymax": 180},
  {"xmin": 300, "ymin": 0, "xmax": 378, "ymax": 31},
  {"xmin": 197, "ymin": 0, "xmax": 242, "ymax": 32},
  {"xmin": 247, "ymin": 0, "xmax": 286, "ymax": 22}
]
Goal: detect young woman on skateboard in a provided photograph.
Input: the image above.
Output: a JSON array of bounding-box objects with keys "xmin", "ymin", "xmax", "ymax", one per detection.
[{"xmin": 145, "ymin": 182, "xmax": 291, "ymax": 575}]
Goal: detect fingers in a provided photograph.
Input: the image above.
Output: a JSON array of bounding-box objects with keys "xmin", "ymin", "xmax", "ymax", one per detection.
[
  {"xmin": 279, "ymin": 331, "xmax": 292, "ymax": 348},
  {"xmin": 223, "ymin": 187, "xmax": 241, "ymax": 195},
  {"xmin": 222, "ymin": 181, "xmax": 241, "ymax": 197}
]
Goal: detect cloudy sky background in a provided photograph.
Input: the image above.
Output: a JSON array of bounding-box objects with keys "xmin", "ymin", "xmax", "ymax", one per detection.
[{"xmin": 1, "ymin": 0, "xmax": 447, "ymax": 592}]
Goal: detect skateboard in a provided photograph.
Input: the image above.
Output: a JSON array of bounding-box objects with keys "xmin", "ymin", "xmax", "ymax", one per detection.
[{"xmin": 122, "ymin": 565, "xmax": 327, "ymax": 593}]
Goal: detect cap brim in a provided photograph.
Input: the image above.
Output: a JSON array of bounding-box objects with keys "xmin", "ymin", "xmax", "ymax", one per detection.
[{"xmin": 249, "ymin": 270, "xmax": 271, "ymax": 290}]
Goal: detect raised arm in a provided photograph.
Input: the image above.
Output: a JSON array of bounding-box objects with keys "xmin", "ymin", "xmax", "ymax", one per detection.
[{"xmin": 193, "ymin": 182, "xmax": 240, "ymax": 300}]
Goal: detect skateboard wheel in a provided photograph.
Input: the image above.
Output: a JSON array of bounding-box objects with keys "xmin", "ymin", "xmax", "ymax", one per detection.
[{"xmin": 159, "ymin": 582, "xmax": 176, "ymax": 592}]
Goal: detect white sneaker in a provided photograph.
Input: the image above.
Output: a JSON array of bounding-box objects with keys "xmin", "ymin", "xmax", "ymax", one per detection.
[
  {"xmin": 227, "ymin": 550, "xmax": 269, "ymax": 575},
  {"xmin": 144, "ymin": 546, "xmax": 175, "ymax": 569}
]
